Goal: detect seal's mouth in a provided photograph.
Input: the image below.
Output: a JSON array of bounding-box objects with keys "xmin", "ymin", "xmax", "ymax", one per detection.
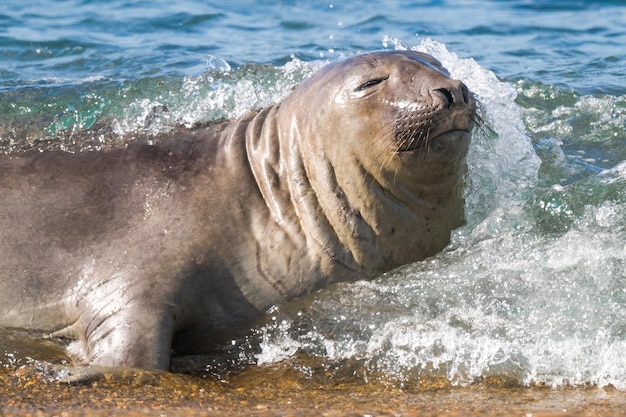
[
  {"xmin": 395, "ymin": 124, "xmax": 474, "ymax": 153},
  {"xmin": 393, "ymin": 84, "xmax": 477, "ymax": 153}
]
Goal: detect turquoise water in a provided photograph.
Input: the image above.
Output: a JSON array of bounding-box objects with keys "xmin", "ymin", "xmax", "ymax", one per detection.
[{"xmin": 2, "ymin": 0, "xmax": 626, "ymax": 390}]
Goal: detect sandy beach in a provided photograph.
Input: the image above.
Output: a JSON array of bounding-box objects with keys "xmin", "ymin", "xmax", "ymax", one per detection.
[{"xmin": 2, "ymin": 361, "xmax": 625, "ymax": 417}]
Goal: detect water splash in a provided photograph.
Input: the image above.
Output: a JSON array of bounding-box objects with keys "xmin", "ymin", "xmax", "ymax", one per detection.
[
  {"xmin": 1, "ymin": 56, "xmax": 324, "ymax": 152},
  {"xmin": 110, "ymin": 56, "xmax": 324, "ymax": 137},
  {"xmin": 413, "ymin": 37, "xmax": 541, "ymax": 231},
  {"xmin": 249, "ymin": 39, "xmax": 626, "ymax": 391}
]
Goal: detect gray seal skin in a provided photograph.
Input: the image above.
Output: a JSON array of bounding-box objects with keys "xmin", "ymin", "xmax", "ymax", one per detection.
[{"xmin": 0, "ymin": 50, "xmax": 475, "ymax": 371}]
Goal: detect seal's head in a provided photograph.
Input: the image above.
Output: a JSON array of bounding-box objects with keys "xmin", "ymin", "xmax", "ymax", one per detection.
[
  {"xmin": 281, "ymin": 50, "xmax": 475, "ymax": 187},
  {"xmin": 274, "ymin": 50, "xmax": 476, "ymax": 272}
]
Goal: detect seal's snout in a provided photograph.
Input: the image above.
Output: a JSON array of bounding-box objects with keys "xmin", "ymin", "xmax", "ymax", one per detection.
[
  {"xmin": 434, "ymin": 87, "xmax": 455, "ymax": 108},
  {"xmin": 394, "ymin": 76, "xmax": 475, "ymax": 152},
  {"xmin": 433, "ymin": 81, "xmax": 472, "ymax": 109}
]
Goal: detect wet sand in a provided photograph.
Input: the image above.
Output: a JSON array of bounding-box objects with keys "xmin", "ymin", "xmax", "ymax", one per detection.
[{"xmin": 1, "ymin": 360, "xmax": 626, "ymax": 417}]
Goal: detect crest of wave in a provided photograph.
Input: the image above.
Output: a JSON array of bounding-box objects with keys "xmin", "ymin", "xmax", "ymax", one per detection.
[
  {"xmin": 254, "ymin": 35, "xmax": 542, "ymax": 376},
  {"xmin": 252, "ymin": 38, "xmax": 626, "ymax": 391},
  {"xmin": 112, "ymin": 55, "xmax": 325, "ymax": 137},
  {"xmin": 383, "ymin": 36, "xmax": 540, "ymax": 233}
]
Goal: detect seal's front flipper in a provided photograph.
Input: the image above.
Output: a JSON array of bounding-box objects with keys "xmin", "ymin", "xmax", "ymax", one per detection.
[
  {"xmin": 48, "ymin": 364, "xmax": 129, "ymax": 384},
  {"xmin": 77, "ymin": 305, "xmax": 176, "ymax": 371},
  {"xmin": 34, "ymin": 362, "xmax": 165, "ymax": 385}
]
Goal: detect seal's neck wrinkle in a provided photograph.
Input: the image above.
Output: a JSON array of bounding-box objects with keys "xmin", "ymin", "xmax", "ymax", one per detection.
[
  {"xmin": 355, "ymin": 159, "xmax": 464, "ymax": 272},
  {"xmin": 283, "ymin": 118, "xmax": 361, "ymax": 274},
  {"xmin": 289, "ymin": 118, "xmax": 391, "ymax": 277},
  {"xmin": 244, "ymin": 106, "xmax": 298, "ymax": 238},
  {"xmin": 244, "ymin": 106, "xmax": 361, "ymax": 294},
  {"xmin": 300, "ymin": 127, "xmax": 467, "ymax": 276}
]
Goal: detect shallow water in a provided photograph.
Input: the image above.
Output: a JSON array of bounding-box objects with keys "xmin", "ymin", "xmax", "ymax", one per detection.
[{"xmin": 2, "ymin": 0, "xmax": 626, "ymax": 393}]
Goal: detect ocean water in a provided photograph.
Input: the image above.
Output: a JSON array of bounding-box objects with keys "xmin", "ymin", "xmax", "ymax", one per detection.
[{"xmin": 2, "ymin": 0, "xmax": 626, "ymax": 390}]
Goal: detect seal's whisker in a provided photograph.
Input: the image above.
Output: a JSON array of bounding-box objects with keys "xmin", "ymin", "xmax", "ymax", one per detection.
[
  {"xmin": 359, "ymin": 121, "xmax": 403, "ymax": 188},
  {"xmin": 368, "ymin": 120, "xmax": 396, "ymax": 156},
  {"xmin": 356, "ymin": 123, "xmax": 391, "ymax": 188},
  {"xmin": 410, "ymin": 127, "xmax": 433, "ymax": 160},
  {"xmin": 369, "ymin": 127, "xmax": 398, "ymax": 183},
  {"xmin": 470, "ymin": 99, "xmax": 494, "ymax": 137},
  {"xmin": 473, "ymin": 114, "xmax": 495, "ymax": 139},
  {"xmin": 408, "ymin": 129, "xmax": 429, "ymax": 152}
]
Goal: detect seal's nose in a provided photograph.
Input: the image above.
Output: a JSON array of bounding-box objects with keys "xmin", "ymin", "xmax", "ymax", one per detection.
[{"xmin": 432, "ymin": 81, "xmax": 471, "ymax": 109}]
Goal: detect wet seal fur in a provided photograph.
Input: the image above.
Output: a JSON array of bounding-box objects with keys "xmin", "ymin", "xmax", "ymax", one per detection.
[{"xmin": 0, "ymin": 51, "xmax": 476, "ymax": 370}]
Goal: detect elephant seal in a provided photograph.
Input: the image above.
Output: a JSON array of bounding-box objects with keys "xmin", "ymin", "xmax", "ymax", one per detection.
[{"xmin": 0, "ymin": 50, "xmax": 475, "ymax": 371}]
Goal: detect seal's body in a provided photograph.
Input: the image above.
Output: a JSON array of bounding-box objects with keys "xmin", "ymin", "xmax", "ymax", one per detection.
[{"xmin": 0, "ymin": 51, "xmax": 475, "ymax": 370}]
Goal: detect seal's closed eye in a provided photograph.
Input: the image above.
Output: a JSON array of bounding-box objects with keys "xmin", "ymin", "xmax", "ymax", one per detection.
[{"xmin": 355, "ymin": 76, "xmax": 389, "ymax": 91}]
